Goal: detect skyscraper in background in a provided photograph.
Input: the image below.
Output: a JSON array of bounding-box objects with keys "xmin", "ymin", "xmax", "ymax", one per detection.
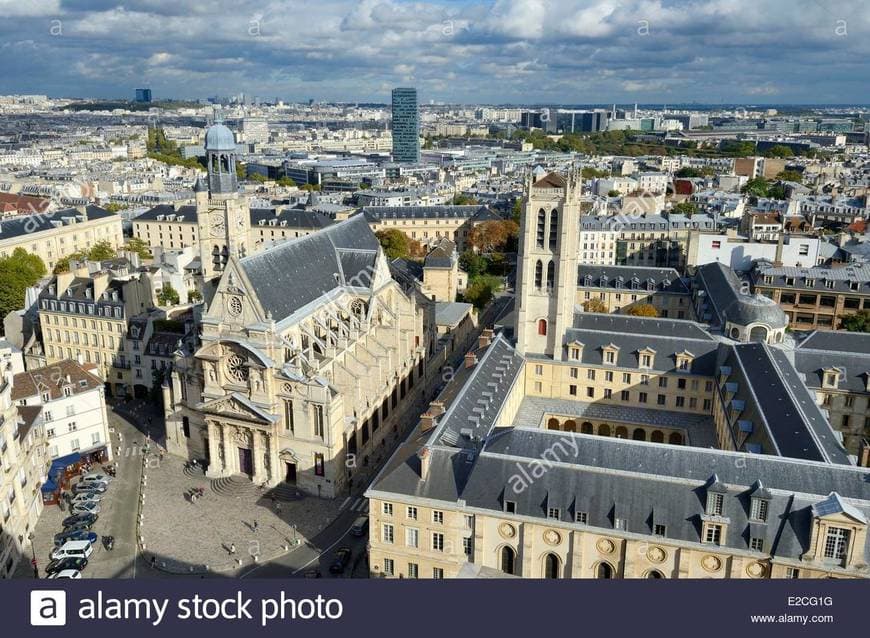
[
  {"xmin": 135, "ymin": 88, "xmax": 152, "ymax": 103},
  {"xmin": 391, "ymin": 87, "xmax": 420, "ymax": 163}
]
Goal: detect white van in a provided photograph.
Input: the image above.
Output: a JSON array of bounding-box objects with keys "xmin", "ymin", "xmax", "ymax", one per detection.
[{"xmin": 50, "ymin": 540, "xmax": 94, "ymax": 561}]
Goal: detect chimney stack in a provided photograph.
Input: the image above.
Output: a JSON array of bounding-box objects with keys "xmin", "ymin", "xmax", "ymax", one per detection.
[
  {"xmin": 478, "ymin": 328, "xmax": 494, "ymax": 350},
  {"xmin": 859, "ymin": 439, "xmax": 870, "ymax": 468},
  {"xmin": 464, "ymin": 352, "xmax": 478, "ymax": 369},
  {"xmin": 418, "ymin": 446, "xmax": 431, "ymax": 481}
]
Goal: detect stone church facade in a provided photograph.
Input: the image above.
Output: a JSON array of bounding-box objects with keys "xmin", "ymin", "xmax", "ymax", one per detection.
[{"xmin": 162, "ymin": 124, "xmax": 432, "ymax": 498}]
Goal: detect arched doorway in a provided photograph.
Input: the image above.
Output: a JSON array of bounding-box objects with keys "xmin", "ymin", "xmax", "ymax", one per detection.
[
  {"xmin": 646, "ymin": 569, "xmax": 664, "ymax": 579},
  {"xmin": 596, "ymin": 562, "xmax": 614, "ymax": 579},
  {"xmin": 547, "ymin": 418, "xmax": 560, "ymax": 431},
  {"xmin": 500, "ymin": 546, "xmax": 516, "ymax": 575},
  {"xmin": 598, "ymin": 424, "xmax": 611, "ymax": 437},
  {"xmin": 133, "ymin": 384, "xmax": 148, "ymax": 400},
  {"xmin": 581, "ymin": 422, "xmax": 594, "ymax": 434},
  {"xmin": 749, "ymin": 325, "xmax": 768, "ymax": 343},
  {"xmin": 563, "ymin": 420, "xmax": 577, "ymax": 433},
  {"xmin": 668, "ymin": 432, "xmax": 683, "ymax": 445},
  {"xmin": 632, "ymin": 428, "xmax": 646, "ymax": 441},
  {"xmin": 651, "ymin": 430, "xmax": 664, "ymax": 443},
  {"xmin": 615, "ymin": 426, "xmax": 628, "ymax": 439},
  {"xmin": 543, "ymin": 553, "xmax": 561, "ymax": 579}
]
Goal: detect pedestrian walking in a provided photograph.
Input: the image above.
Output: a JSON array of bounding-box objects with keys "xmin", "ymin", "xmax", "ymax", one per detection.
[
  {"xmin": 275, "ymin": 502, "xmax": 282, "ymax": 515},
  {"xmin": 229, "ymin": 543, "xmax": 236, "ymax": 555},
  {"xmin": 252, "ymin": 520, "xmax": 259, "ymax": 533}
]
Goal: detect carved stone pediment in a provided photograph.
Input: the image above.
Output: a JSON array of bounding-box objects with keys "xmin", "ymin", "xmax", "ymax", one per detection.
[{"xmin": 199, "ymin": 393, "xmax": 275, "ymax": 425}]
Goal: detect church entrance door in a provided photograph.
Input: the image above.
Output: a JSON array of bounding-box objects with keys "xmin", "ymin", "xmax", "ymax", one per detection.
[{"xmin": 238, "ymin": 447, "xmax": 253, "ymax": 477}]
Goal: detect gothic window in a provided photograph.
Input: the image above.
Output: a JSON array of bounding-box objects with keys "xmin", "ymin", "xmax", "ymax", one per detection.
[
  {"xmin": 537, "ymin": 319, "xmax": 548, "ymax": 336},
  {"xmin": 536, "ymin": 209, "xmax": 546, "ymax": 248},
  {"xmin": 225, "ymin": 353, "xmax": 248, "ymax": 383},
  {"xmin": 546, "ymin": 261, "xmax": 555, "ymax": 292},
  {"xmin": 534, "ymin": 260, "xmax": 543, "ymax": 290},
  {"xmin": 500, "ymin": 546, "xmax": 516, "ymax": 574},
  {"xmin": 549, "ymin": 209, "xmax": 558, "ymax": 249}
]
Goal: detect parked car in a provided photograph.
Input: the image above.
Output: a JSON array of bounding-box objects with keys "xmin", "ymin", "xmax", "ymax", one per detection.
[
  {"xmin": 71, "ymin": 491, "xmax": 103, "ymax": 504},
  {"xmin": 62, "ymin": 513, "xmax": 97, "ymax": 528},
  {"xmin": 54, "ymin": 530, "xmax": 98, "ymax": 547},
  {"xmin": 45, "ymin": 557, "xmax": 88, "ymax": 576},
  {"xmin": 63, "ymin": 520, "xmax": 95, "ymax": 533},
  {"xmin": 73, "ymin": 481, "xmax": 108, "ymax": 495},
  {"xmin": 329, "ymin": 547, "xmax": 352, "ymax": 574},
  {"xmin": 50, "ymin": 540, "xmax": 93, "ymax": 561},
  {"xmin": 81, "ymin": 472, "xmax": 112, "ymax": 484},
  {"xmin": 70, "ymin": 501, "xmax": 101, "ymax": 516},
  {"xmin": 48, "ymin": 569, "xmax": 82, "ymax": 579},
  {"xmin": 350, "ymin": 516, "xmax": 369, "ymax": 537}
]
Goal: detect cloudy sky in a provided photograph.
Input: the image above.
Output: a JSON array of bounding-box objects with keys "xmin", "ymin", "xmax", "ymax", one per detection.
[{"xmin": 0, "ymin": 0, "xmax": 867, "ymax": 104}]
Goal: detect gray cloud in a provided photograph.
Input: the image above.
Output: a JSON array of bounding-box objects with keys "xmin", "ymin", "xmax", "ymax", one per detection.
[{"xmin": 0, "ymin": 0, "xmax": 866, "ymax": 103}]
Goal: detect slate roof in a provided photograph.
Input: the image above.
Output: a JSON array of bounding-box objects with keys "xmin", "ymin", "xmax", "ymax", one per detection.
[
  {"xmin": 250, "ymin": 208, "xmax": 333, "ymax": 230},
  {"xmin": 426, "ymin": 333, "xmax": 524, "ymax": 449},
  {"xmin": 564, "ymin": 313, "xmax": 720, "ymax": 375},
  {"xmin": 434, "ymin": 302, "xmax": 473, "ymax": 328},
  {"xmin": 369, "ymin": 426, "xmax": 870, "ymax": 563},
  {"xmin": 793, "ymin": 331, "xmax": 870, "ymax": 394},
  {"xmin": 720, "ymin": 342, "xmax": 850, "ymax": 465},
  {"xmin": 696, "ymin": 261, "xmax": 788, "ymax": 329},
  {"xmin": 533, "ymin": 173, "xmax": 566, "ymax": 188},
  {"xmin": 361, "ymin": 205, "xmax": 487, "ymax": 221},
  {"xmin": 133, "ymin": 204, "xmax": 198, "ymax": 223},
  {"xmin": 0, "ymin": 205, "xmax": 116, "ymax": 240},
  {"xmin": 754, "ymin": 263, "xmax": 870, "ymax": 293},
  {"xmin": 577, "ymin": 265, "xmax": 690, "ymax": 294},
  {"xmin": 238, "ymin": 214, "xmax": 379, "ymax": 322}
]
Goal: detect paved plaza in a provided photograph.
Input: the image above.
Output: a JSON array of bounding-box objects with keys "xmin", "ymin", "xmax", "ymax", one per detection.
[{"xmin": 139, "ymin": 453, "xmax": 343, "ymax": 575}]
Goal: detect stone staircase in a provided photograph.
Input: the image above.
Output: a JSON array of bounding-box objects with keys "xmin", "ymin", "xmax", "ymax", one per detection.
[{"xmin": 210, "ymin": 475, "xmax": 304, "ymax": 502}]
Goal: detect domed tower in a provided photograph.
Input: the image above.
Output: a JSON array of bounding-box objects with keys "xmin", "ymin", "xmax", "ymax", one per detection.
[
  {"xmin": 205, "ymin": 121, "xmax": 238, "ymax": 196},
  {"xmin": 196, "ymin": 121, "xmax": 249, "ymax": 282}
]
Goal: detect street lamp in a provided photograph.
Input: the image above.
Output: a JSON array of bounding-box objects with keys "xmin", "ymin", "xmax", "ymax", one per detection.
[{"xmin": 22, "ymin": 533, "xmax": 38, "ymax": 578}]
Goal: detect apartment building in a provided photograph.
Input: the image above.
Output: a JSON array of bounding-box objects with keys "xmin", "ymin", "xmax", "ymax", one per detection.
[
  {"xmin": 362, "ymin": 205, "xmax": 501, "ymax": 251},
  {"xmin": 11, "ymin": 359, "xmax": 111, "ymax": 463},
  {"xmin": 576, "ymin": 265, "xmax": 692, "ymax": 318},
  {"xmin": 0, "ymin": 205, "xmax": 123, "ymax": 272},
  {"xmin": 37, "ymin": 269, "xmax": 154, "ymax": 397},
  {"xmin": 0, "ymin": 365, "xmax": 48, "ymax": 579},
  {"xmin": 752, "ymin": 263, "xmax": 870, "ymax": 331}
]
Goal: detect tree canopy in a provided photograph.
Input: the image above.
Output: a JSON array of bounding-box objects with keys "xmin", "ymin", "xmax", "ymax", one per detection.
[
  {"xmin": 375, "ymin": 229, "xmax": 423, "ymax": 261},
  {"xmin": 627, "ymin": 303, "xmax": 659, "ymax": 317},
  {"xmin": 842, "ymin": 310, "xmax": 870, "ymax": 333},
  {"xmin": 671, "ymin": 201, "xmax": 698, "ymax": 216},
  {"xmin": 468, "ymin": 220, "xmax": 519, "ymax": 254},
  {"xmin": 157, "ymin": 283, "xmax": 180, "ymax": 306},
  {"xmin": 124, "ymin": 238, "xmax": 153, "ymax": 259},
  {"xmin": 582, "ymin": 298, "xmax": 608, "ymax": 313},
  {"xmin": 0, "ymin": 248, "xmax": 47, "ymax": 319}
]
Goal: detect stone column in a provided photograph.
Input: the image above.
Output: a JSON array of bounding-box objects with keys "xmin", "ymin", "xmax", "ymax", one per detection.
[
  {"xmin": 223, "ymin": 424, "xmax": 237, "ymax": 475},
  {"xmin": 205, "ymin": 420, "xmax": 223, "ymax": 478},
  {"xmin": 252, "ymin": 429, "xmax": 265, "ymax": 484}
]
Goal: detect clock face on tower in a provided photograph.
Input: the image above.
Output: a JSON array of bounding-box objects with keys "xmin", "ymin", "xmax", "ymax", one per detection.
[{"xmin": 210, "ymin": 213, "xmax": 226, "ymax": 238}]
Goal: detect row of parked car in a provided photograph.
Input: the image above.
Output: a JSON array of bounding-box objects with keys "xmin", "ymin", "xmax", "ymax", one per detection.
[{"xmin": 46, "ymin": 472, "xmax": 114, "ymax": 578}]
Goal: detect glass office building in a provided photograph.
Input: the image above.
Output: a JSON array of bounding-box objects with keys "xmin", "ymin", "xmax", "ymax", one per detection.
[{"xmin": 391, "ymin": 87, "xmax": 420, "ymax": 163}]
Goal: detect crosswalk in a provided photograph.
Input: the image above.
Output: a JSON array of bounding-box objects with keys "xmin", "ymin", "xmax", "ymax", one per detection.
[{"xmin": 340, "ymin": 497, "xmax": 370, "ymax": 513}]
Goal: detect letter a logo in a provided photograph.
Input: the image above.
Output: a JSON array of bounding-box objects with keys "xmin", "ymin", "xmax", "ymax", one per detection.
[{"xmin": 30, "ymin": 590, "xmax": 67, "ymax": 626}]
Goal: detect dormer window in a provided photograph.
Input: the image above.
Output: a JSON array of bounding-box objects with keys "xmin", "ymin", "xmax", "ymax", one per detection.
[
  {"xmin": 707, "ymin": 492, "xmax": 724, "ymax": 516},
  {"xmin": 805, "ymin": 279, "xmax": 815, "ymax": 288},
  {"xmin": 823, "ymin": 370, "xmax": 839, "ymax": 388},
  {"xmin": 750, "ymin": 498, "xmax": 769, "ymax": 522},
  {"xmin": 675, "ymin": 351, "xmax": 694, "ymax": 371},
  {"xmin": 823, "ymin": 527, "xmax": 850, "ymax": 562},
  {"xmin": 602, "ymin": 345, "xmax": 619, "ymax": 365}
]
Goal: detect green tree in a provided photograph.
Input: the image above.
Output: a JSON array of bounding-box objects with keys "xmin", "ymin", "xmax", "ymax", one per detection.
[
  {"xmin": 187, "ymin": 289, "xmax": 203, "ymax": 302},
  {"xmin": 88, "ymin": 241, "xmax": 116, "ymax": 261},
  {"xmin": 765, "ymin": 145, "xmax": 794, "ymax": 158},
  {"xmin": 452, "ymin": 194, "xmax": 478, "ymax": 205},
  {"xmin": 511, "ymin": 198, "xmax": 522, "ymax": 225},
  {"xmin": 376, "ymin": 229, "xmax": 411, "ymax": 261},
  {"xmin": 741, "ymin": 177, "xmax": 769, "ymax": 198},
  {"xmin": 277, "ymin": 176, "xmax": 296, "ymax": 187},
  {"xmin": 301, "ymin": 183, "xmax": 321, "ymax": 192},
  {"xmin": 675, "ymin": 167, "xmax": 703, "ymax": 178},
  {"xmin": 124, "ymin": 238, "xmax": 153, "ymax": 259},
  {"xmin": 607, "ymin": 189, "xmax": 621, "ymax": 198},
  {"xmin": 157, "ymin": 283, "xmax": 180, "ymax": 306},
  {"xmin": 776, "ymin": 169, "xmax": 803, "ymax": 183},
  {"xmin": 235, "ymin": 161, "xmax": 246, "ymax": 180},
  {"xmin": 459, "ymin": 250, "xmax": 487, "ymax": 278},
  {"xmin": 462, "ymin": 278, "xmax": 498, "ymax": 309},
  {"xmin": 103, "ymin": 202, "xmax": 128, "ymax": 212},
  {"xmin": 671, "ymin": 201, "xmax": 698, "ymax": 216},
  {"xmin": 581, "ymin": 166, "xmax": 609, "ymax": 179},
  {"xmin": 841, "ymin": 310, "xmax": 870, "ymax": 333},
  {"xmin": 0, "ymin": 248, "xmax": 47, "ymax": 319},
  {"xmin": 468, "ymin": 220, "xmax": 519, "ymax": 254}
]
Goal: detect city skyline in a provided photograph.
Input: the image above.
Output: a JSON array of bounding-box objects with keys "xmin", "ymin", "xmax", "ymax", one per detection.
[{"xmin": 0, "ymin": 0, "xmax": 867, "ymax": 104}]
